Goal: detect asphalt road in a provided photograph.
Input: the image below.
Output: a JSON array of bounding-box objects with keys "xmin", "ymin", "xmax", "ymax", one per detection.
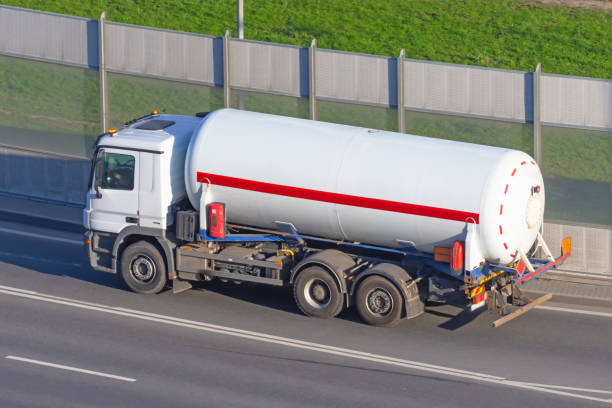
[{"xmin": 0, "ymin": 208, "xmax": 611, "ymax": 407}]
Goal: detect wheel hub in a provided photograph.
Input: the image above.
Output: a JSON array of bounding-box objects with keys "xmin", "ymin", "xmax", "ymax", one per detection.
[
  {"xmin": 367, "ymin": 289, "xmax": 392, "ymax": 315},
  {"xmin": 131, "ymin": 255, "xmax": 156, "ymax": 282},
  {"xmin": 311, "ymin": 283, "xmax": 328, "ymax": 302},
  {"xmin": 304, "ymin": 279, "xmax": 331, "ymax": 309}
]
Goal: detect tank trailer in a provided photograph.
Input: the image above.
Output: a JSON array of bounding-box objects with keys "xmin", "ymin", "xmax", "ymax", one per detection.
[{"xmin": 84, "ymin": 109, "xmax": 571, "ymax": 327}]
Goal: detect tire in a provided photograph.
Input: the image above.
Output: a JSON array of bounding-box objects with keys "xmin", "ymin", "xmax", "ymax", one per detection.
[
  {"xmin": 356, "ymin": 275, "xmax": 403, "ymax": 327},
  {"xmin": 120, "ymin": 241, "xmax": 167, "ymax": 294},
  {"xmin": 293, "ymin": 266, "xmax": 344, "ymax": 319}
]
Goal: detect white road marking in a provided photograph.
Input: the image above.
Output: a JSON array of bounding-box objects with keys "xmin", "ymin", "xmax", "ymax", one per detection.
[
  {"xmin": 537, "ymin": 305, "xmax": 612, "ymax": 318},
  {"xmin": 511, "ymin": 381, "xmax": 612, "ymax": 394},
  {"xmin": 0, "ymin": 286, "xmax": 38, "ymax": 295},
  {"xmin": 5, "ymin": 355, "xmax": 136, "ymax": 382},
  {"xmin": 0, "ymin": 226, "xmax": 83, "ymax": 245},
  {"xmin": 0, "ymin": 285, "xmax": 611, "ymax": 404}
]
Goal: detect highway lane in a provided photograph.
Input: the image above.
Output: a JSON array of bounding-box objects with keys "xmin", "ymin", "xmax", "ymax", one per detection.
[
  {"xmin": 1, "ymin": 213, "xmax": 611, "ymax": 407},
  {"xmin": 2, "ymin": 283, "xmax": 612, "ymax": 408}
]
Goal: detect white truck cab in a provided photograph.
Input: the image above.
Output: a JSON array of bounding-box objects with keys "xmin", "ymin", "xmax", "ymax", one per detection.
[
  {"xmin": 84, "ymin": 113, "xmax": 204, "ymax": 274},
  {"xmin": 85, "ymin": 114, "xmax": 202, "ymax": 233}
]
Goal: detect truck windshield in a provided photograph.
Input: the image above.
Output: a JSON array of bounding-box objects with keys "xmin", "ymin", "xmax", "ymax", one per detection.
[{"xmin": 100, "ymin": 152, "xmax": 135, "ymax": 190}]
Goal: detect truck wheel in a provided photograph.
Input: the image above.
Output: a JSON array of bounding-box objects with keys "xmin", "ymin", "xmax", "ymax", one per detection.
[
  {"xmin": 356, "ymin": 276, "xmax": 403, "ymax": 327},
  {"xmin": 121, "ymin": 241, "xmax": 167, "ymax": 294},
  {"xmin": 293, "ymin": 266, "xmax": 343, "ymax": 319}
]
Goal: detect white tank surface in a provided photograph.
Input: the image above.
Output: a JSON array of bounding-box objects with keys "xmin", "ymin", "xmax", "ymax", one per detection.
[{"xmin": 185, "ymin": 109, "xmax": 544, "ymax": 266}]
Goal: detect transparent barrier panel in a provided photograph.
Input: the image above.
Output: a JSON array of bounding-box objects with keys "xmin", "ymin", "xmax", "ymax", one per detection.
[
  {"xmin": 108, "ymin": 73, "xmax": 224, "ymax": 128},
  {"xmin": 318, "ymin": 100, "xmax": 398, "ymax": 132},
  {"xmin": 542, "ymin": 126, "xmax": 611, "ymax": 226},
  {"xmin": 231, "ymin": 89, "xmax": 309, "ymax": 119},
  {"xmin": 0, "ymin": 146, "xmax": 90, "ymax": 205},
  {"xmin": 404, "ymin": 110, "xmax": 533, "ymax": 154},
  {"xmin": 0, "ymin": 54, "xmax": 99, "ymax": 158}
]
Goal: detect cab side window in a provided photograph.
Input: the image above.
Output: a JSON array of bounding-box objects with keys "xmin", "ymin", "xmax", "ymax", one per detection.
[{"xmin": 100, "ymin": 152, "xmax": 135, "ymax": 190}]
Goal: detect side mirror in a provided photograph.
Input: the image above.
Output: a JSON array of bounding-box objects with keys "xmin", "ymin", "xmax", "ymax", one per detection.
[{"xmin": 94, "ymin": 155, "xmax": 103, "ymax": 199}]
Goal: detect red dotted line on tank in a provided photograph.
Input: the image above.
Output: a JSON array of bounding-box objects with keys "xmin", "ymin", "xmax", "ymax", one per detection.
[{"xmin": 499, "ymin": 160, "xmax": 536, "ymax": 256}]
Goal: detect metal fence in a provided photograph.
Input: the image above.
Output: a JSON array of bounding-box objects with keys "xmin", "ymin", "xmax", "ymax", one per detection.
[{"xmin": 0, "ymin": 5, "xmax": 610, "ymax": 276}]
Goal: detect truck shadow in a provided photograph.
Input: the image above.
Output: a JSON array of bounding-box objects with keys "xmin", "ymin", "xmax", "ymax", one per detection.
[
  {"xmin": 0, "ymin": 238, "xmax": 126, "ymax": 292},
  {"xmin": 188, "ymin": 280, "xmax": 486, "ymax": 329},
  {"xmin": 189, "ymin": 280, "xmax": 369, "ymax": 324},
  {"xmin": 0, "ymin": 253, "xmax": 126, "ymax": 291},
  {"xmin": 427, "ymin": 306, "xmax": 488, "ymax": 330},
  {"xmin": 189, "ymin": 280, "xmax": 303, "ymax": 316}
]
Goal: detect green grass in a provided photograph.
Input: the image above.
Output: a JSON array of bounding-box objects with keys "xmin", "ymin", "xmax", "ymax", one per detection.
[
  {"xmin": 0, "ymin": 55, "xmax": 100, "ymax": 136},
  {"xmin": 232, "ymin": 89, "xmax": 310, "ymax": 120},
  {"xmin": 2, "ymin": 0, "xmax": 611, "ymax": 78},
  {"xmin": 107, "ymin": 72, "xmax": 225, "ymax": 126}
]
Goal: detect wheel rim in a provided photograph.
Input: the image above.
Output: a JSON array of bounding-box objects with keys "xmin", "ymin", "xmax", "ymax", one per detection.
[
  {"xmin": 366, "ymin": 288, "xmax": 393, "ymax": 316},
  {"xmin": 130, "ymin": 255, "xmax": 156, "ymax": 283},
  {"xmin": 303, "ymin": 278, "xmax": 331, "ymax": 309}
]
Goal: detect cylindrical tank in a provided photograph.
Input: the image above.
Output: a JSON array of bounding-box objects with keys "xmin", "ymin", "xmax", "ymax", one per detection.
[{"xmin": 185, "ymin": 109, "xmax": 544, "ymax": 265}]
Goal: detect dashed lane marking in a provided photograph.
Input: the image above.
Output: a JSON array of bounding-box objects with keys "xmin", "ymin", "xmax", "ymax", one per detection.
[{"xmin": 5, "ymin": 355, "xmax": 136, "ymax": 382}]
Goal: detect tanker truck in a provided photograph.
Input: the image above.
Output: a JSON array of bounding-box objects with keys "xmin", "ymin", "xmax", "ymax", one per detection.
[{"xmin": 83, "ymin": 109, "xmax": 571, "ymax": 327}]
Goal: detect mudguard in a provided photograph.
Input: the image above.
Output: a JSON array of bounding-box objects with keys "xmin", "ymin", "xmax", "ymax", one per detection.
[
  {"xmin": 111, "ymin": 226, "xmax": 176, "ymax": 278},
  {"xmin": 290, "ymin": 249, "xmax": 355, "ymax": 296},
  {"xmin": 351, "ymin": 263, "xmax": 424, "ymax": 319}
]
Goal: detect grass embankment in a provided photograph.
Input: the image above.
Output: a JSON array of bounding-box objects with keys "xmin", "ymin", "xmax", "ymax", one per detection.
[
  {"xmin": 2, "ymin": 0, "xmax": 611, "ymax": 78},
  {"xmin": 0, "ymin": 1, "xmax": 609, "ymax": 223}
]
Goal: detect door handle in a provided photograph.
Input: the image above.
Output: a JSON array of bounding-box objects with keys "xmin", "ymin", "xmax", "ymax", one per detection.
[{"xmin": 125, "ymin": 217, "xmax": 138, "ymax": 224}]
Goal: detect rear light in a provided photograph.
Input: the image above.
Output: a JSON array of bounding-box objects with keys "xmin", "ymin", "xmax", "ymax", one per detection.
[
  {"xmin": 470, "ymin": 285, "xmax": 488, "ymax": 304},
  {"xmin": 561, "ymin": 237, "xmax": 572, "ymax": 255},
  {"xmin": 473, "ymin": 291, "xmax": 489, "ymax": 304},
  {"xmin": 469, "ymin": 286, "xmax": 489, "ymax": 311},
  {"xmin": 450, "ymin": 241, "xmax": 464, "ymax": 275},
  {"xmin": 207, "ymin": 202, "xmax": 226, "ymax": 238},
  {"xmin": 434, "ymin": 246, "xmax": 451, "ymax": 263}
]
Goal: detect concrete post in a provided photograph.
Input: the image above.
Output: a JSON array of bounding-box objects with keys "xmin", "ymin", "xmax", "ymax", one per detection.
[
  {"xmin": 98, "ymin": 12, "xmax": 108, "ymax": 132},
  {"xmin": 237, "ymin": 0, "xmax": 244, "ymax": 39},
  {"xmin": 309, "ymin": 38, "xmax": 317, "ymax": 120},
  {"xmin": 397, "ymin": 48, "xmax": 405, "ymax": 133},
  {"xmin": 533, "ymin": 63, "xmax": 542, "ymax": 163},
  {"xmin": 223, "ymin": 29, "xmax": 231, "ymax": 108}
]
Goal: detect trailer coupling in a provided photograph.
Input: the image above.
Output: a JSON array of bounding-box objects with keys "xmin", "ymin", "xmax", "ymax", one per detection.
[
  {"xmin": 513, "ymin": 236, "xmax": 572, "ymax": 285},
  {"xmin": 485, "ymin": 236, "xmax": 571, "ymax": 327}
]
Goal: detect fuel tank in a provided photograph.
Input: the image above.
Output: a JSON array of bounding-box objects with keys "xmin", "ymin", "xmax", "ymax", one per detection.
[{"xmin": 185, "ymin": 109, "xmax": 544, "ymax": 265}]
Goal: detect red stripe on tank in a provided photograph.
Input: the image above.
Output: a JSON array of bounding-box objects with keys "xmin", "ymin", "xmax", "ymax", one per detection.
[{"xmin": 197, "ymin": 172, "xmax": 480, "ymax": 223}]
